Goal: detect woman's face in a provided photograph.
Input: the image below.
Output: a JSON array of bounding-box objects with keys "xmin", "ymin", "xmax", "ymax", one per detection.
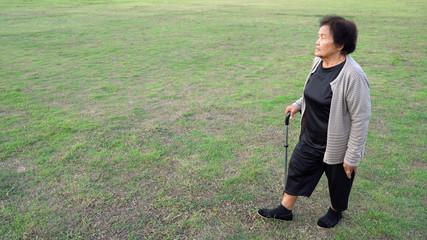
[{"xmin": 315, "ymin": 25, "xmax": 342, "ymax": 59}]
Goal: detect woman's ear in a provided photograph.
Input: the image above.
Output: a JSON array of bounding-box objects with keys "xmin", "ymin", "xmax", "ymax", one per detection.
[{"xmin": 336, "ymin": 44, "xmax": 344, "ymax": 51}]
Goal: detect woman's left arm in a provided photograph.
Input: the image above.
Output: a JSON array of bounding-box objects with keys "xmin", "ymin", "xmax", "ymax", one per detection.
[{"xmin": 344, "ymin": 74, "xmax": 371, "ymax": 171}]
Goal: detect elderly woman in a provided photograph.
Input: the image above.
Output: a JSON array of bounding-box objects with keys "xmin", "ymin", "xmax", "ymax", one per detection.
[{"xmin": 258, "ymin": 15, "xmax": 371, "ymax": 228}]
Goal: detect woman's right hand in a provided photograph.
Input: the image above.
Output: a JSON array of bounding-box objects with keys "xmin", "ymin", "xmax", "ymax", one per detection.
[{"xmin": 285, "ymin": 104, "xmax": 300, "ymax": 120}]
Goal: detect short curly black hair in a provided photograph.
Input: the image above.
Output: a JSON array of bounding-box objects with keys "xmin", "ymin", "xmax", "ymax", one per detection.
[{"xmin": 320, "ymin": 15, "xmax": 358, "ymax": 55}]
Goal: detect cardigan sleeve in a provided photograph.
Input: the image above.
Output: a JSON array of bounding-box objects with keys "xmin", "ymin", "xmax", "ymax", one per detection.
[
  {"xmin": 343, "ymin": 73, "xmax": 371, "ymax": 166},
  {"xmin": 293, "ymin": 97, "xmax": 303, "ymax": 110}
]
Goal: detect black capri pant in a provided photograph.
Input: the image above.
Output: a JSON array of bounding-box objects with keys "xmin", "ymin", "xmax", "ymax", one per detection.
[{"xmin": 284, "ymin": 140, "xmax": 355, "ymax": 212}]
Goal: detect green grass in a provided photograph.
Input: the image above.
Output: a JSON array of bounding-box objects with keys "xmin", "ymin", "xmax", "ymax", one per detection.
[{"xmin": 1, "ymin": 0, "xmax": 426, "ymax": 239}]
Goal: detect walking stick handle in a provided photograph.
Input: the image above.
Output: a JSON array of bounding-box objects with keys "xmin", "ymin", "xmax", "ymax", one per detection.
[{"xmin": 285, "ymin": 112, "xmax": 291, "ymax": 126}]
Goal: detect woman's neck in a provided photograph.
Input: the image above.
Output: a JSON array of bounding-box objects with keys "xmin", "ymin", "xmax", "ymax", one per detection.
[{"xmin": 321, "ymin": 54, "xmax": 346, "ymax": 68}]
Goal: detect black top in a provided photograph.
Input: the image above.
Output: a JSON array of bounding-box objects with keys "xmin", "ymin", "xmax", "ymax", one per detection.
[{"xmin": 301, "ymin": 60, "xmax": 346, "ymax": 150}]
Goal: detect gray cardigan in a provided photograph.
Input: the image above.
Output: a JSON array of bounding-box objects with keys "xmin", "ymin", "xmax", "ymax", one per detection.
[{"xmin": 293, "ymin": 55, "xmax": 371, "ymax": 166}]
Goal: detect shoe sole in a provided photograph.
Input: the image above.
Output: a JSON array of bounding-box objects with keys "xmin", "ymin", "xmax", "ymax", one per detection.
[
  {"xmin": 316, "ymin": 219, "xmax": 341, "ymax": 229},
  {"xmin": 257, "ymin": 211, "xmax": 293, "ymax": 221},
  {"xmin": 317, "ymin": 224, "xmax": 330, "ymax": 229},
  {"xmin": 317, "ymin": 224, "xmax": 338, "ymax": 229}
]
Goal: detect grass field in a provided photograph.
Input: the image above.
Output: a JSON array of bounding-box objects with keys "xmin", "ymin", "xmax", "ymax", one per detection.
[{"xmin": 1, "ymin": 0, "xmax": 426, "ymax": 239}]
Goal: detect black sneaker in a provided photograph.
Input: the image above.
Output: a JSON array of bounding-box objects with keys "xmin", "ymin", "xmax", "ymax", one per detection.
[
  {"xmin": 257, "ymin": 204, "xmax": 293, "ymax": 221},
  {"xmin": 317, "ymin": 207, "xmax": 342, "ymax": 228}
]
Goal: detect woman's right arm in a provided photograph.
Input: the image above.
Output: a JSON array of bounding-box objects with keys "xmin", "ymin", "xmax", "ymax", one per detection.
[{"xmin": 286, "ymin": 97, "xmax": 302, "ymax": 119}]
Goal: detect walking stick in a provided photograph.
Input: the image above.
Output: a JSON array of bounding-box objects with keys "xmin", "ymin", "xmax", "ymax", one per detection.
[{"xmin": 284, "ymin": 111, "xmax": 291, "ymax": 191}]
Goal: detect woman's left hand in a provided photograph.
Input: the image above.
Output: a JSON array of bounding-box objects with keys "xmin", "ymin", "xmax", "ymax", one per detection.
[{"xmin": 343, "ymin": 163, "xmax": 357, "ymax": 179}]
